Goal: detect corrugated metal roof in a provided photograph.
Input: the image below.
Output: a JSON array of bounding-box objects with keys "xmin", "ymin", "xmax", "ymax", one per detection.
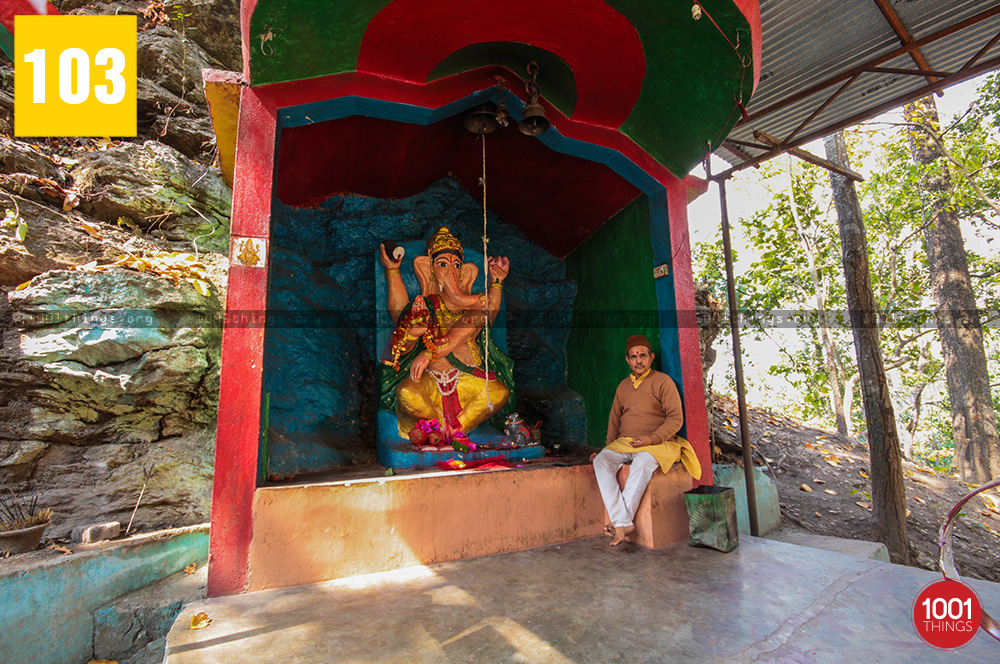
[{"xmin": 717, "ymin": 0, "xmax": 1000, "ymax": 174}]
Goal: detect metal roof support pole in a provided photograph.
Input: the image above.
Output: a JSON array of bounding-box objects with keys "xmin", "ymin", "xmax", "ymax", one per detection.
[{"xmin": 718, "ymin": 176, "xmax": 759, "ymax": 537}]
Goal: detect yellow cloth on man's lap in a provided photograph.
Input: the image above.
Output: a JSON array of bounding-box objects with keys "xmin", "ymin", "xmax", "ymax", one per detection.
[{"xmin": 604, "ymin": 435, "xmax": 702, "ymax": 480}]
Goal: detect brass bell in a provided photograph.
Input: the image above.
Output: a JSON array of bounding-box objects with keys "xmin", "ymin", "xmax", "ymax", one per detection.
[
  {"xmin": 463, "ymin": 104, "xmax": 499, "ymax": 135},
  {"xmin": 495, "ymin": 100, "xmax": 510, "ymax": 128},
  {"xmin": 518, "ymin": 99, "xmax": 549, "ymax": 136}
]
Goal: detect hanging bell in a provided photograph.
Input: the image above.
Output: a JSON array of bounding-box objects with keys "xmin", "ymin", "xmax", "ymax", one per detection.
[
  {"xmin": 518, "ymin": 98, "xmax": 549, "ymax": 136},
  {"xmin": 494, "ymin": 100, "xmax": 510, "ymax": 128},
  {"xmin": 464, "ymin": 104, "xmax": 500, "ymax": 135}
]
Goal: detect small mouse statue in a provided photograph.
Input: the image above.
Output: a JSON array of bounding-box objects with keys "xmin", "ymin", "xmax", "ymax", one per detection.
[{"xmin": 503, "ymin": 412, "xmax": 534, "ymax": 448}]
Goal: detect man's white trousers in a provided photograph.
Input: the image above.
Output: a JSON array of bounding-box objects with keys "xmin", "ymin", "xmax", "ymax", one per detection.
[{"xmin": 593, "ymin": 448, "xmax": 659, "ymax": 528}]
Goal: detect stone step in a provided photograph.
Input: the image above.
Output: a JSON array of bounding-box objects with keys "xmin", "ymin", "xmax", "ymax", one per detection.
[
  {"xmin": 764, "ymin": 528, "xmax": 891, "ymax": 562},
  {"xmin": 93, "ymin": 563, "xmax": 208, "ymax": 664}
]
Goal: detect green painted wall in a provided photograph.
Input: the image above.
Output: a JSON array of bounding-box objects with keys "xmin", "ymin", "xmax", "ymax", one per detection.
[
  {"xmin": 566, "ymin": 196, "xmax": 660, "ymax": 446},
  {"xmin": 609, "ymin": 0, "xmax": 755, "ymax": 173}
]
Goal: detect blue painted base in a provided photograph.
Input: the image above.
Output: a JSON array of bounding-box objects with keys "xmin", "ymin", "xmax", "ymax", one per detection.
[{"xmin": 376, "ymin": 410, "xmax": 545, "ymax": 469}]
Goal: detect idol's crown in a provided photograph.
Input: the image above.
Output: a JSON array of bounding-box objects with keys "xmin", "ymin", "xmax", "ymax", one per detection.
[{"xmin": 426, "ymin": 226, "xmax": 464, "ymax": 259}]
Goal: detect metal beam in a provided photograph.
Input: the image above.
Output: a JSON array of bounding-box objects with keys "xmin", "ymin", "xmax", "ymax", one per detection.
[
  {"xmin": 754, "ymin": 130, "xmax": 865, "ymax": 182},
  {"xmin": 717, "ymin": 175, "xmax": 759, "ymax": 538},
  {"xmin": 783, "ymin": 74, "xmax": 860, "ymax": 145},
  {"xmin": 715, "ymin": 52, "xmax": 1000, "ymax": 180},
  {"xmin": 871, "ymin": 0, "xmax": 940, "ymax": 88},
  {"xmin": 960, "ymin": 30, "xmax": 1000, "ymax": 72},
  {"xmin": 866, "ymin": 66, "xmax": 954, "ymax": 78}
]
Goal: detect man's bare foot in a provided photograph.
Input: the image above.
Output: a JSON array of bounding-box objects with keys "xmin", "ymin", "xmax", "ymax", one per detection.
[
  {"xmin": 610, "ymin": 525, "xmax": 635, "ymax": 546},
  {"xmin": 604, "ymin": 524, "xmax": 615, "ymax": 537}
]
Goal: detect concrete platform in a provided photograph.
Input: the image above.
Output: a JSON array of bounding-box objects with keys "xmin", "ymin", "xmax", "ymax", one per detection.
[
  {"xmin": 247, "ymin": 463, "xmax": 694, "ymax": 591},
  {"xmin": 166, "ymin": 536, "xmax": 1000, "ymax": 663}
]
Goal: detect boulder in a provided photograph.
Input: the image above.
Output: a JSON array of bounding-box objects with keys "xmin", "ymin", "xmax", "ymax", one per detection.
[
  {"xmin": 151, "ymin": 113, "xmax": 217, "ymax": 163},
  {"xmin": 0, "ymin": 440, "xmax": 49, "ymax": 482},
  {"xmin": 0, "ymin": 136, "xmax": 65, "ymax": 183},
  {"xmin": 136, "ymin": 77, "xmax": 216, "ymax": 162},
  {"xmin": 26, "ymin": 430, "xmax": 215, "ymax": 539},
  {"xmin": 168, "ymin": 0, "xmax": 242, "ymax": 72},
  {"xmin": 0, "ymin": 194, "xmax": 160, "ymax": 288}
]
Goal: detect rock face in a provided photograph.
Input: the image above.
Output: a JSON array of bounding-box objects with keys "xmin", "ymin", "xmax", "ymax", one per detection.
[
  {"xmin": 72, "ymin": 141, "xmax": 231, "ymax": 253},
  {"xmin": 0, "ymin": 0, "xmax": 240, "ymax": 538},
  {"xmin": 0, "ymin": 270, "xmax": 222, "ymax": 538}
]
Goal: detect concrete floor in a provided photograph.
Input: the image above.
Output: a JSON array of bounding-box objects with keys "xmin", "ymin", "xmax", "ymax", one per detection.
[{"xmin": 166, "ymin": 536, "xmax": 1000, "ymax": 663}]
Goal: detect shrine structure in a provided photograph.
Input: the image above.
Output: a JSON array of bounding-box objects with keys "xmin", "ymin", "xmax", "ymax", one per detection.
[{"xmin": 205, "ymin": 0, "xmax": 762, "ymax": 596}]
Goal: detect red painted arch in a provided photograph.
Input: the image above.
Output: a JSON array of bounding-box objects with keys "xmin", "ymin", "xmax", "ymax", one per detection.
[{"xmin": 356, "ymin": 0, "xmax": 645, "ymax": 128}]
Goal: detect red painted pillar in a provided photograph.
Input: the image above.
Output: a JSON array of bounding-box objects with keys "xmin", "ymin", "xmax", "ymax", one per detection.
[
  {"xmin": 207, "ymin": 88, "xmax": 276, "ymax": 597},
  {"xmin": 666, "ymin": 177, "xmax": 713, "ymax": 487}
]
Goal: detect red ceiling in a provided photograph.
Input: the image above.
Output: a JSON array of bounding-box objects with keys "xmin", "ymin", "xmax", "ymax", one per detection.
[{"xmin": 276, "ymin": 114, "xmax": 641, "ymax": 257}]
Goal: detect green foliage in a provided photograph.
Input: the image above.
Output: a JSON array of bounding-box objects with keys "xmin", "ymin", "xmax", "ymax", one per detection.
[{"xmin": 695, "ymin": 73, "xmax": 1000, "ymax": 449}]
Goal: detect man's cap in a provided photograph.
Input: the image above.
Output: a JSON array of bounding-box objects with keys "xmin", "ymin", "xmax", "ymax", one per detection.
[{"xmin": 626, "ymin": 334, "xmax": 653, "ymax": 354}]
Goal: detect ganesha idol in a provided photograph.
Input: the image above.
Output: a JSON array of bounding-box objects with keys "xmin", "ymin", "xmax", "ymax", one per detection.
[{"xmin": 376, "ymin": 227, "xmax": 517, "ymax": 458}]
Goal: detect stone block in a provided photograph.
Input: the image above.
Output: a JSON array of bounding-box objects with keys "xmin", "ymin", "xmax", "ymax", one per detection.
[{"xmin": 71, "ymin": 521, "xmax": 121, "ymax": 544}]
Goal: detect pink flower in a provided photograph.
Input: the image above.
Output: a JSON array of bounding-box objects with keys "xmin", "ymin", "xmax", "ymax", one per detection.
[{"xmin": 418, "ymin": 418, "xmax": 441, "ymax": 434}]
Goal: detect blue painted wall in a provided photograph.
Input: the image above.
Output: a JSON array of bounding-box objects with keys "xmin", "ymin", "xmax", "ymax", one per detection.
[
  {"xmin": 0, "ymin": 527, "xmax": 208, "ymax": 664},
  {"xmin": 263, "ymin": 177, "xmax": 584, "ymax": 475}
]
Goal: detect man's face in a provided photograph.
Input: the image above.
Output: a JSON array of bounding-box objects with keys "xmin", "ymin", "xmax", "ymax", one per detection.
[{"xmin": 626, "ymin": 346, "xmax": 654, "ymax": 376}]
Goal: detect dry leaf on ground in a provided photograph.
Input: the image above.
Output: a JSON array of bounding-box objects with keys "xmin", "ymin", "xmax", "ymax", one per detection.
[{"xmin": 190, "ymin": 612, "xmax": 212, "ymax": 630}]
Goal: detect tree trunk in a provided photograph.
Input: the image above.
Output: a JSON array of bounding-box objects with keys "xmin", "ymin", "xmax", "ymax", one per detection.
[
  {"xmin": 904, "ymin": 96, "xmax": 1000, "ymax": 483},
  {"xmin": 824, "ymin": 130, "xmax": 911, "ymax": 564}
]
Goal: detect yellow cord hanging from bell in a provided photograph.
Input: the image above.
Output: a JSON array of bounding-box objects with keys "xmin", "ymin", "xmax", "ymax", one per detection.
[{"xmin": 480, "ymin": 133, "xmax": 493, "ymax": 413}]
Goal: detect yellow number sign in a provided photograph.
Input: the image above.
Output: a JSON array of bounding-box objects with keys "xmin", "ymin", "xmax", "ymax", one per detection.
[{"xmin": 15, "ymin": 15, "xmax": 136, "ymax": 137}]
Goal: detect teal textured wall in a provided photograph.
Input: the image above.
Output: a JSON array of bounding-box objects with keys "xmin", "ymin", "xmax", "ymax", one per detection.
[
  {"xmin": 264, "ymin": 177, "xmax": 583, "ymax": 474},
  {"xmin": 0, "ymin": 526, "xmax": 208, "ymax": 664}
]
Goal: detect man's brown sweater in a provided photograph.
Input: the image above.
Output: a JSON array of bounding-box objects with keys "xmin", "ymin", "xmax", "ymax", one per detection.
[{"xmin": 606, "ymin": 370, "xmax": 683, "ymax": 445}]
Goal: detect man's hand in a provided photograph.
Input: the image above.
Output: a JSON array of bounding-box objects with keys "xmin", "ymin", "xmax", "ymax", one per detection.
[{"xmin": 629, "ymin": 436, "xmax": 653, "ymax": 448}]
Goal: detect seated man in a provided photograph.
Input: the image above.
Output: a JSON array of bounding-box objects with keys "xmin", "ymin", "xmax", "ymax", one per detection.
[{"xmin": 592, "ymin": 334, "xmax": 701, "ymax": 546}]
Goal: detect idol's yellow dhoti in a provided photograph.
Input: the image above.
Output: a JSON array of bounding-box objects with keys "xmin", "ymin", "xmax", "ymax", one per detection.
[
  {"xmin": 396, "ymin": 370, "xmax": 509, "ymax": 436},
  {"xmin": 604, "ymin": 435, "xmax": 702, "ymax": 479}
]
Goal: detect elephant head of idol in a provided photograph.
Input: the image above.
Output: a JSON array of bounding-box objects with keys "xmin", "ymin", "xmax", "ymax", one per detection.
[{"xmin": 413, "ymin": 227, "xmax": 483, "ymax": 310}]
